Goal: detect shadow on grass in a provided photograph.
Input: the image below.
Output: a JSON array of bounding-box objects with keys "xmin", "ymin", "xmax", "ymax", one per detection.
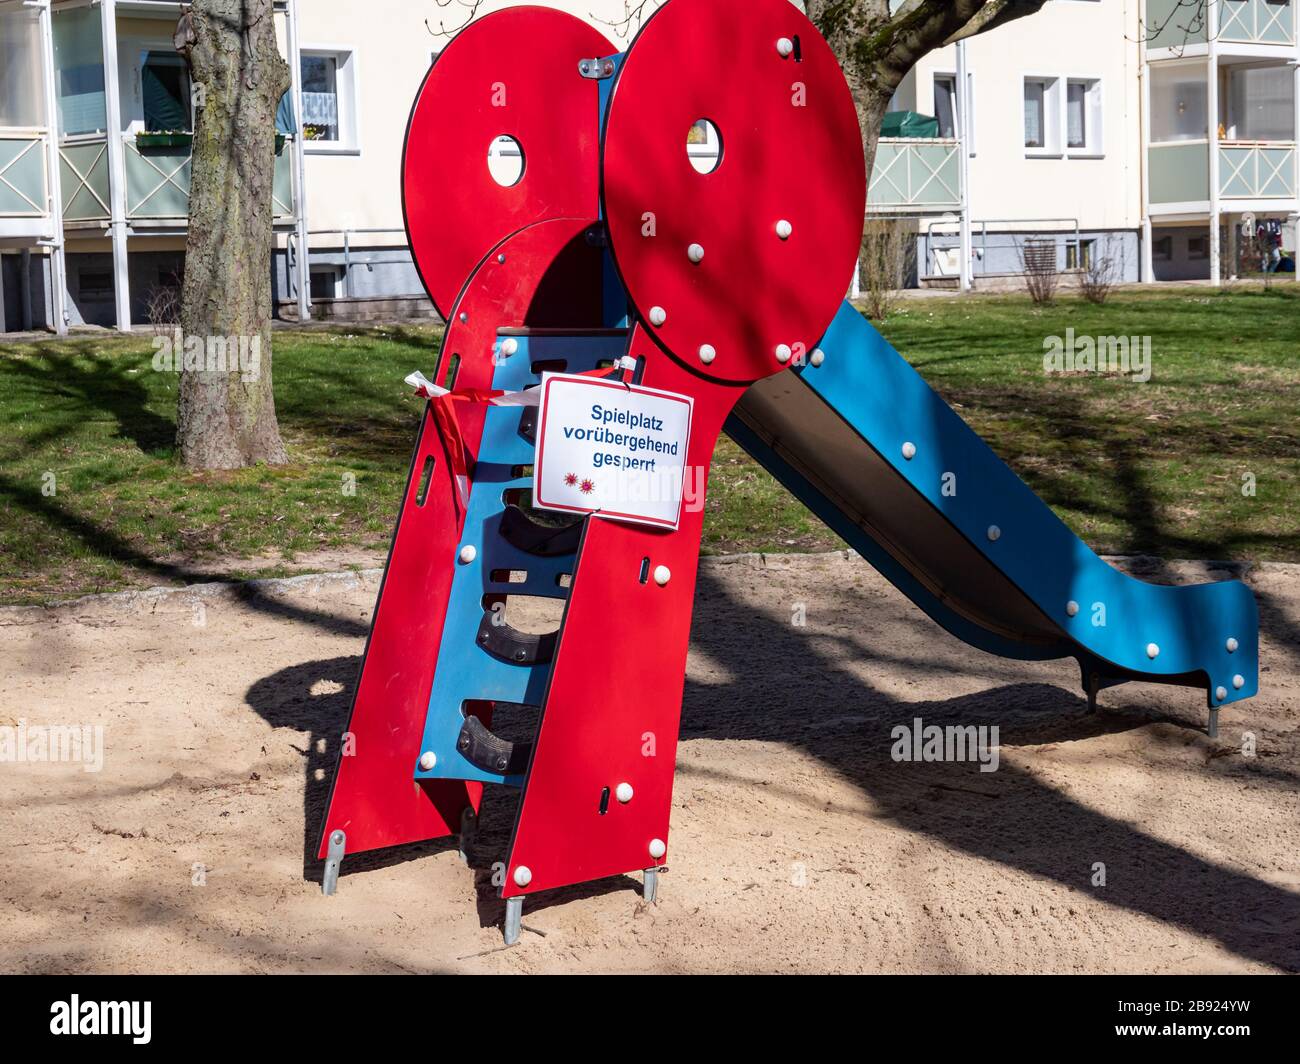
[
  {"xmin": 3, "ymin": 346, "xmax": 176, "ymax": 455},
  {"xmin": 0, "ymin": 471, "xmax": 369, "ymax": 638}
]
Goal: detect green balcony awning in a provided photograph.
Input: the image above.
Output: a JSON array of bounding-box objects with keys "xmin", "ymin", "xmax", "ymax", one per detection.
[{"xmin": 880, "ymin": 110, "xmax": 940, "ymax": 139}]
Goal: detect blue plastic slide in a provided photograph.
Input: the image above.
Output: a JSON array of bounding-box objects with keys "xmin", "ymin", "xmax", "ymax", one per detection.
[{"xmin": 725, "ymin": 302, "xmax": 1258, "ymax": 728}]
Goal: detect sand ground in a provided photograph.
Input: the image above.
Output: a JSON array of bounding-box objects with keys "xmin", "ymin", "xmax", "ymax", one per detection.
[{"xmin": 1, "ymin": 551, "xmax": 1297, "ymax": 974}]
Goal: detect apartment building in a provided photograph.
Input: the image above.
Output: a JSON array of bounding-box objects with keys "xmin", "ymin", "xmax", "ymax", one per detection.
[
  {"xmin": 1, "ymin": 0, "xmax": 1295, "ymax": 334},
  {"xmin": 884, "ymin": 0, "xmax": 1297, "ymax": 286}
]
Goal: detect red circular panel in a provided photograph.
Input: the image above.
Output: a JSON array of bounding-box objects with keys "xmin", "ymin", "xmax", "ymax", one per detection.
[
  {"xmin": 403, "ymin": 7, "xmax": 613, "ymax": 317},
  {"xmin": 601, "ymin": 0, "xmax": 865, "ymax": 383}
]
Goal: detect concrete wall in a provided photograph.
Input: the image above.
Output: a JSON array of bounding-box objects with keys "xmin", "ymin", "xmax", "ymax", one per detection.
[
  {"xmin": 917, "ymin": 228, "xmax": 1143, "ymax": 283},
  {"xmin": 1150, "ymin": 225, "xmax": 1210, "ymax": 281},
  {"xmin": 0, "ymin": 250, "xmax": 50, "ymax": 332},
  {"xmin": 64, "ymin": 249, "xmax": 185, "ymax": 327}
]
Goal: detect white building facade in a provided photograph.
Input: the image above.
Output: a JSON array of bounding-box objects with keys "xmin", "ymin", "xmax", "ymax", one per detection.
[{"xmin": 1, "ymin": 0, "xmax": 1295, "ymax": 334}]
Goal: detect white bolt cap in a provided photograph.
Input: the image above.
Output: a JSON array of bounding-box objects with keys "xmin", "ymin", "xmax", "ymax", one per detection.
[
  {"xmin": 687, "ymin": 243, "xmax": 705, "ymax": 263},
  {"xmin": 499, "ymin": 337, "xmax": 518, "ymax": 356},
  {"xmin": 1215, "ymin": 686, "xmax": 1227, "ymax": 701},
  {"xmin": 615, "ymin": 782, "xmax": 634, "ymax": 803},
  {"xmin": 418, "ymin": 751, "xmax": 437, "ymax": 771},
  {"xmin": 698, "ymin": 344, "xmax": 716, "ymax": 365},
  {"xmin": 987, "ymin": 525, "xmax": 1001, "ymax": 542},
  {"xmin": 458, "ymin": 312, "xmax": 468, "ymax": 323},
  {"xmin": 513, "ymin": 865, "xmax": 532, "ymax": 887},
  {"xmin": 1232, "ymin": 674, "xmax": 1245, "ymax": 690},
  {"xmin": 1225, "ymin": 637, "xmax": 1238, "ymax": 653},
  {"xmin": 810, "ymin": 348, "xmax": 825, "ymax": 367},
  {"xmin": 775, "ymin": 219, "xmax": 793, "ymax": 240},
  {"xmin": 458, "ymin": 544, "xmax": 477, "ymax": 564},
  {"xmin": 1146, "ymin": 643, "xmax": 1160, "ymax": 659},
  {"xmin": 648, "ymin": 838, "xmax": 667, "ymax": 860},
  {"xmin": 775, "ymin": 344, "xmax": 792, "ymax": 363},
  {"xmin": 776, "ymin": 37, "xmax": 794, "ymax": 57},
  {"xmin": 901, "ymin": 441, "xmax": 916, "ymax": 460},
  {"xmin": 1066, "ymin": 600, "xmax": 1080, "ymax": 617},
  {"xmin": 497, "ymin": 253, "xmax": 506, "ymax": 264},
  {"xmin": 648, "ymin": 305, "xmax": 667, "ymax": 326},
  {"xmin": 653, "ymin": 564, "xmax": 671, "ymax": 587}
]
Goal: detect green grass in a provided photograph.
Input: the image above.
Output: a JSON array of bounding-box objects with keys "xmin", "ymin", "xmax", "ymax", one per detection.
[{"xmin": 0, "ymin": 288, "xmax": 1296, "ymax": 605}]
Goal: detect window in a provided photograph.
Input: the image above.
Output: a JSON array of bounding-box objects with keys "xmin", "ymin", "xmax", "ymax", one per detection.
[
  {"xmin": 142, "ymin": 52, "xmax": 192, "ymax": 132},
  {"xmin": 1153, "ymin": 235, "xmax": 1173, "ymax": 261},
  {"xmin": 301, "ymin": 49, "xmax": 358, "ymax": 152},
  {"xmin": 78, "ymin": 271, "xmax": 115, "ymax": 302},
  {"xmin": 1066, "ymin": 238, "xmax": 1095, "ymax": 270},
  {"xmin": 1024, "ymin": 77, "xmax": 1060, "ymax": 154},
  {"xmin": 0, "ymin": 8, "xmax": 45, "ymax": 127},
  {"xmin": 52, "ymin": 7, "xmax": 107, "ymax": 136},
  {"xmin": 1227, "ymin": 66, "xmax": 1294, "ymax": 142},
  {"xmin": 310, "ymin": 266, "xmax": 342, "ymax": 301},
  {"xmin": 1151, "ymin": 66, "xmax": 1207, "ymax": 142},
  {"xmin": 1189, "ymin": 235, "xmax": 1209, "ymax": 259},
  {"xmin": 934, "ymin": 74, "xmax": 957, "ymax": 139},
  {"xmin": 1067, "ymin": 78, "xmax": 1102, "ymax": 154}
]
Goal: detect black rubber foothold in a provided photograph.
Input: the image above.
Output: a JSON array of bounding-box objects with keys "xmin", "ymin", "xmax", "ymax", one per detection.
[
  {"xmin": 456, "ymin": 713, "xmax": 533, "ymax": 775},
  {"xmin": 498, "ymin": 504, "xmax": 582, "ymax": 557},
  {"xmin": 476, "ymin": 610, "xmax": 557, "ymax": 664}
]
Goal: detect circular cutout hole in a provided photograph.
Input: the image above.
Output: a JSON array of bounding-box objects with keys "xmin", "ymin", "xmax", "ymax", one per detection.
[
  {"xmin": 487, "ymin": 134, "xmax": 525, "ymax": 187},
  {"xmin": 686, "ymin": 118, "xmax": 722, "ymax": 175}
]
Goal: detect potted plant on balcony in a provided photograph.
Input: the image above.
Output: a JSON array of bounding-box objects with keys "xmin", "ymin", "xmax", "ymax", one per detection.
[
  {"xmin": 135, "ymin": 129, "xmax": 193, "ymax": 150},
  {"xmin": 136, "ymin": 129, "xmax": 286, "ymax": 152}
]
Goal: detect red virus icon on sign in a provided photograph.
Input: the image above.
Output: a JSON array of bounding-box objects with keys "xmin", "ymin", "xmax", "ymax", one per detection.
[
  {"xmin": 564, "ymin": 472, "xmax": 578, "ymax": 486},
  {"xmin": 579, "ymin": 478, "xmax": 595, "ymax": 494}
]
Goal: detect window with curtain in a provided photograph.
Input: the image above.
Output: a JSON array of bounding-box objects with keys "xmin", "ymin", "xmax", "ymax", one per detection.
[
  {"xmin": 1024, "ymin": 79, "xmax": 1047, "ymax": 148},
  {"xmin": 52, "ymin": 6, "xmax": 107, "ymax": 136},
  {"xmin": 1150, "ymin": 67, "xmax": 1207, "ymax": 142},
  {"xmin": 142, "ymin": 52, "xmax": 192, "ymax": 132},
  {"xmin": 933, "ymin": 75, "xmax": 957, "ymax": 138},
  {"xmin": 1067, "ymin": 78, "xmax": 1102, "ymax": 153},
  {"xmin": 1067, "ymin": 82, "xmax": 1087, "ymax": 149},
  {"xmin": 301, "ymin": 54, "xmax": 340, "ymax": 142},
  {"xmin": 1228, "ymin": 66, "xmax": 1294, "ymax": 141}
]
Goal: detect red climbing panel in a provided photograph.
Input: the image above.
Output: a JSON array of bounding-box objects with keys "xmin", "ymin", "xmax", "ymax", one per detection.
[
  {"xmin": 317, "ymin": 217, "xmax": 603, "ymax": 860},
  {"xmin": 502, "ymin": 327, "xmax": 746, "ymax": 897},
  {"xmin": 601, "ymin": 0, "xmax": 865, "ymax": 383}
]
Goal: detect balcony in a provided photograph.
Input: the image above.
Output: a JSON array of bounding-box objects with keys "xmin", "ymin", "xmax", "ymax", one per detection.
[
  {"xmin": 1219, "ymin": 141, "xmax": 1297, "ymax": 198},
  {"xmin": 0, "ymin": 131, "xmax": 51, "ymax": 238},
  {"xmin": 868, "ymin": 138, "xmax": 961, "ymax": 213},
  {"xmin": 1219, "ymin": 0, "xmax": 1295, "ymax": 45},
  {"xmin": 58, "ymin": 134, "xmax": 296, "ymax": 226}
]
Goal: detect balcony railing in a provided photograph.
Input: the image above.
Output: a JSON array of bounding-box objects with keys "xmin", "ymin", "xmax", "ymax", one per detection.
[
  {"xmin": 868, "ymin": 138, "xmax": 961, "ymax": 213},
  {"xmin": 58, "ymin": 134, "xmax": 296, "ymax": 224},
  {"xmin": 0, "ymin": 131, "xmax": 49, "ymax": 221},
  {"xmin": 1219, "ymin": 142, "xmax": 1297, "ymax": 198},
  {"xmin": 60, "ymin": 137, "xmax": 110, "ymax": 222},
  {"xmin": 1219, "ymin": 0, "xmax": 1295, "ymax": 44},
  {"xmin": 1145, "ymin": 0, "xmax": 1210, "ymax": 49},
  {"xmin": 1149, "ymin": 141, "xmax": 1210, "ymax": 204}
]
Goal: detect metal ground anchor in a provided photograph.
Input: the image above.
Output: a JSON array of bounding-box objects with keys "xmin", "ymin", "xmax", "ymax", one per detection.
[
  {"xmin": 503, "ymin": 896, "xmax": 523, "ymax": 945},
  {"xmin": 1208, "ymin": 707, "xmax": 1220, "ymax": 739},
  {"xmin": 643, "ymin": 867, "xmax": 660, "ymax": 904},
  {"xmin": 322, "ymin": 829, "xmax": 346, "ymax": 896}
]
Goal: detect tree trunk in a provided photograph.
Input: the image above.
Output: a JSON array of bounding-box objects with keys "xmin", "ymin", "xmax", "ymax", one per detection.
[{"xmin": 174, "ymin": 0, "xmax": 289, "ymax": 469}]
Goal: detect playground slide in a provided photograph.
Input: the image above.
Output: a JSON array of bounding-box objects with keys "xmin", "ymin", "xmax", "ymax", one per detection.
[{"xmin": 726, "ymin": 301, "xmax": 1259, "ymax": 720}]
